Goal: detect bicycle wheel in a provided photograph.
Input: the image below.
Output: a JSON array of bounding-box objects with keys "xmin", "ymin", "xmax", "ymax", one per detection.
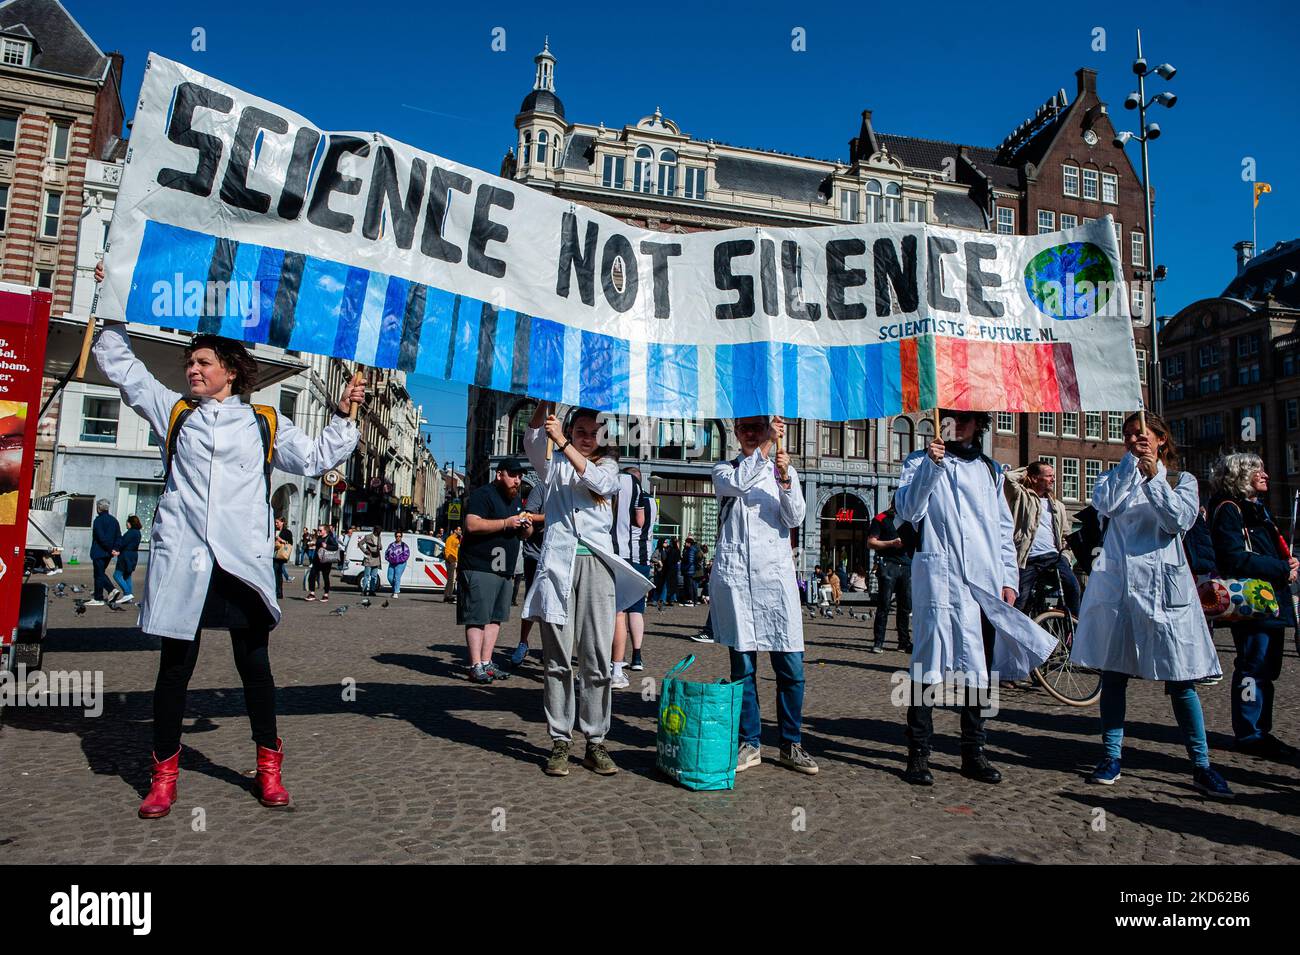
[{"xmin": 1031, "ymin": 609, "xmax": 1101, "ymax": 706}]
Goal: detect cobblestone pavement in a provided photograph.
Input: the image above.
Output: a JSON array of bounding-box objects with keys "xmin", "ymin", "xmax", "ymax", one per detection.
[{"xmin": 3, "ymin": 568, "xmax": 1298, "ymax": 864}]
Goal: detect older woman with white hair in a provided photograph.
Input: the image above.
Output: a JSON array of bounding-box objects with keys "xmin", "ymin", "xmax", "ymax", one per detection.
[{"xmin": 1209, "ymin": 452, "xmax": 1299, "ymax": 761}]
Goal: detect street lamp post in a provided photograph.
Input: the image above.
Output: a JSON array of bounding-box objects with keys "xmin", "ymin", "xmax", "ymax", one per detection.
[{"xmin": 1115, "ymin": 29, "xmax": 1176, "ymax": 416}]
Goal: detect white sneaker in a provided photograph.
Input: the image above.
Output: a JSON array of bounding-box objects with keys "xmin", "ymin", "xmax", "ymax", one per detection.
[
  {"xmin": 736, "ymin": 743, "xmax": 762, "ymax": 772},
  {"xmin": 84, "ymin": 599, "xmax": 105, "ymax": 607},
  {"xmin": 610, "ymin": 669, "xmax": 630, "ymax": 689},
  {"xmin": 116, "ymin": 593, "xmax": 135, "ymax": 604},
  {"xmin": 106, "ymin": 588, "xmax": 122, "ymax": 603}
]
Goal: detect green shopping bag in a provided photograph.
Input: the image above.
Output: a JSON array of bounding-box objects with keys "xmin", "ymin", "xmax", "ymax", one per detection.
[{"xmin": 657, "ymin": 654, "xmax": 744, "ymax": 791}]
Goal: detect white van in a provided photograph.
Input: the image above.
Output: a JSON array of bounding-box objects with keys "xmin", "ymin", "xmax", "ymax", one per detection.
[{"xmin": 340, "ymin": 532, "xmax": 449, "ymax": 592}]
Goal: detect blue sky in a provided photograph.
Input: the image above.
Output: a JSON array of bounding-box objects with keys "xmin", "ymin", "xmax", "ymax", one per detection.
[{"xmin": 71, "ymin": 0, "xmax": 1300, "ymax": 463}]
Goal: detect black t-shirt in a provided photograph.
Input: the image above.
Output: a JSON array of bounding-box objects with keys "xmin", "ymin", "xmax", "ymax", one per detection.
[
  {"xmin": 460, "ymin": 482, "xmax": 524, "ymax": 575},
  {"xmin": 869, "ymin": 511, "xmax": 917, "ymax": 563}
]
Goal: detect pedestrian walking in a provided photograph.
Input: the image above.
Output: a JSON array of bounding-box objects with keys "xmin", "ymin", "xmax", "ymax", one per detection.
[
  {"xmin": 86, "ymin": 499, "xmax": 120, "ymax": 606},
  {"xmin": 710, "ymin": 415, "xmax": 817, "ymax": 776},
  {"xmin": 307, "ymin": 525, "xmax": 340, "ymax": 602},
  {"xmin": 358, "ymin": 526, "xmax": 383, "ymax": 596},
  {"xmin": 385, "ymin": 530, "xmax": 410, "ymax": 598},
  {"xmin": 866, "ymin": 505, "xmax": 915, "ymax": 653},
  {"xmin": 92, "ymin": 321, "xmax": 360, "ymax": 818},
  {"xmin": 443, "ymin": 527, "xmax": 462, "ymax": 602},
  {"xmin": 1073, "ymin": 412, "xmax": 1233, "ymax": 798},
  {"xmin": 111, "ymin": 515, "xmax": 143, "ymax": 606},
  {"xmin": 273, "ymin": 518, "xmax": 294, "ymax": 598}
]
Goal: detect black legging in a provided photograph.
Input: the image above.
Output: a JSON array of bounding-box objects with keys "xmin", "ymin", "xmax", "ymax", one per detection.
[
  {"xmin": 308, "ymin": 560, "xmax": 331, "ymax": 594},
  {"xmin": 153, "ymin": 628, "xmax": 278, "ymax": 756}
]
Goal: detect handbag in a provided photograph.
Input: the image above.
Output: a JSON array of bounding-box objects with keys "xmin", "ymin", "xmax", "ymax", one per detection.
[
  {"xmin": 274, "ymin": 535, "xmax": 292, "ymax": 561},
  {"xmin": 656, "ymin": 654, "xmax": 744, "ymax": 791},
  {"xmin": 1199, "ymin": 501, "xmax": 1281, "ymax": 623}
]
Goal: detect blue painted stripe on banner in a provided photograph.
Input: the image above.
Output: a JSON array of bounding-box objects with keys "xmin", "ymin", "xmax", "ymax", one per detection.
[
  {"xmin": 373, "ymin": 275, "xmax": 409, "ymax": 368},
  {"xmin": 288, "ymin": 257, "xmax": 349, "ymax": 356},
  {"xmin": 216, "ymin": 242, "xmax": 265, "ymax": 339},
  {"xmin": 561, "ymin": 325, "xmax": 582, "ymax": 405},
  {"xmin": 331, "ymin": 266, "xmax": 369, "ymax": 359},
  {"xmin": 415, "ymin": 288, "xmax": 455, "ymax": 378},
  {"xmin": 827, "ymin": 347, "xmax": 848, "ymax": 421},
  {"xmin": 728, "ymin": 341, "xmax": 783, "ymax": 419},
  {"xmin": 246, "ymin": 246, "xmax": 284, "ymax": 344},
  {"xmin": 796, "ymin": 346, "xmax": 832, "ymax": 421},
  {"xmin": 714, "ymin": 344, "xmax": 734, "ymax": 419},
  {"xmin": 647, "ymin": 343, "xmax": 697, "ymax": 418},
  {"xmin": 863, "ymin": 342, "xmax": 888, "ymax": 419},
  {"xmin": 353, "ymin": 270, "xmax": 389, "ymax": 366},
  {"xmin": 782, "ymin": 343, "xmax": 800, "ymax": 419},
  {"xmin": 449, "ymin": 294, "xmax": 481, "ymax": 384},
  {"xmin": 527, "ymin": 316, "xmax": 565, "ymax": 402},
  {"xmin": 490, "ymin": 309, "xmax": 517, "ymax": 393},
  {"xmin": 125, "ymin": 221, "xmax": 213, "ymax": 332},
  {"xmin": 579, "ymin": 330, "xmax": 629, "ymax": 411},
  {"xmin": 880, "ymin": 339, "xmax": 903, "ymax": 416}
]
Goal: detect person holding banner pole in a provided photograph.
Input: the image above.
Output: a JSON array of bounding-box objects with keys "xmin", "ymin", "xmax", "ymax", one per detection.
[
  {"xmin": 523, "ymin": 403, "xmax": 653, "ymax": 777},
  {"xmin": 91, "ymin": 312, "xmax": 362, "ymax": 819},
  {"xmin": 893, "ymin": 410, "xmax": 1056, "ymax": 787}
]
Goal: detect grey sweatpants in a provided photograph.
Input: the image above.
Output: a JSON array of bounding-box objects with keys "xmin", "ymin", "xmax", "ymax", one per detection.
[{"xmin": 541, "ymin": 556, "xmax": 617, "ymax": 743}]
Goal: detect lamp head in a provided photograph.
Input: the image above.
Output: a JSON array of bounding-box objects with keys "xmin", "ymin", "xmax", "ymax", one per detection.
[
  {"xmin": 1132, "ymin": 56, "xmax": 1148, "ymax": 75},
  {"xmin": 1154, "ymin": 62, "xmax": 1177, "ymax": 80},
  {"xmin": 1124, "ymin": 91, "xmax": 1141, "ymax": 110},
  {"xmin": 1145, "ymin": 122, "xmax": 1162, "ymax": 140}
]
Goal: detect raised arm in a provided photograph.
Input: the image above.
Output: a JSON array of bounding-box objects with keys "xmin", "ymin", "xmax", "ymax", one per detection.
[
  {"xmin": 893, "ymin": 451, "xmax": 942, "ymax": 525},
  {"xmin": 779, "ymin": 465, "xmax": 806, "ymax": 529},
  {"xmin": 1091, "ymin": 452, "xmax": 1141, "ymax": 517},
  {"xmin": 712, "ymin": 448, "xmax": 772, "ymax": 499},
  {"xmin": 996, "ymin": 473, "xmax": 1020, "ymax": 593},
  {"xmin": 271, "ymin": 412, "xmax": 358, "ymax": 477},
  {"xmin": 92, "ymin": 324, "xmax": 183, "ymax": 437},
  {"xmin": 1139, "ymin": 466, "xmax": 1200, "ymax": 537}
]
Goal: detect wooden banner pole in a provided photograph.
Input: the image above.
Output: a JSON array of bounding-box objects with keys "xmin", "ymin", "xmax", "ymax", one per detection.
[{"xmin": 348, "ymin": 368, "xmax": 366, "ymax": 422}]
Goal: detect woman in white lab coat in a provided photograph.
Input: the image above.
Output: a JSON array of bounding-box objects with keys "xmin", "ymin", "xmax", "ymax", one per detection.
[
  {"xmin": 709, "ymin": 415, "xmax": 817, "ymax": 776},
  {"xmin": 1073, "ymin": 412, "xmax": 1233, "ymax": 798},
  {"xmin": 93, "ymin": 322, "xmax": 361, "ymax": 818},
  {"xmin": 522, "ymin": 403, "xmax": 651, "ymax": 778},
  {"xmin": 893, "ymin": 410, "xmax": 1056, "ymax": 787}
]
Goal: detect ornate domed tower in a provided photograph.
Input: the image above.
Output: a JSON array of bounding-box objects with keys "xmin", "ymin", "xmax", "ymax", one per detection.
[{"xmin": 514, "ymin": 38, "xmax": 567, "ymax": 186}]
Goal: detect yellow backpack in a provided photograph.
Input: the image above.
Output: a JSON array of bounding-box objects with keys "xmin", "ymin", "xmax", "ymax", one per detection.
[{"xmin": 164, "ymin": 398, "xmax": 278, "ymax": 503}]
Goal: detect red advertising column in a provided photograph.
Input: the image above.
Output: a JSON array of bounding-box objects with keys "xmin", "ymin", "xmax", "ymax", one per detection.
[{"xmin": 0, "ymin": 287, "xmax": 52, "ymax": 647}]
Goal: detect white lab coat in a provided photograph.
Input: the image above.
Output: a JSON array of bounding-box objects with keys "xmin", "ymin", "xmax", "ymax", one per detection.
[
  {"xmin": 708, "ymin": 450, "xmax": 807, "ymax": 652},
  {"xmin": 1071, "ymin": 454, "xmax": 1221, "ymax": 682},
  {"xmin": 894, "ymin": 449, "xmax": 1056, "ymax": 686},
  {"xmin": 93, "ymin": 325, "xmax": 358, "ymax": 640},
  {"xmin": 520, "ymin": 427, "xmax": 651, "ymax": 625}
]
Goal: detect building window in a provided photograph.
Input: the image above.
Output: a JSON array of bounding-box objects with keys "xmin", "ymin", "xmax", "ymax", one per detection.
[
  {"xmin": 0, "ymin": 112, "xmax": 15, "ymax": 153},
  {"xmin": 1, "ymin": 38, "xmax": 29, "ymax": 66},
  {"xmin": 1101, "ymin": 172, "xmax": 1118, "ymax": 204},
  {"xmin": 1288, "ymin": 399, "xmax": 1299, "ymax": 431},
  {"xmin": 601, "ymin": 155, "xmax": 625, "ymax": 189},
  {"xmin": 1038, "ymin": 412, "xmax": 1056, "ymax": 435},
  {"xmin": 521, "ymin": 132, "xmax": 531, "ymax": 166},
  {"xmin": 1061, "ymin": 458, "xmax": 1080, "ymax": 501},
  {"xmin": 1136, "ymin": 348, "xmax": 1147, "ymax": 382},
  {"xmin": 1085, "ymin": 411, "xmax": 1103, "ymax": 439},
  {"xmin": 1131, "ymin": 230, "xmax": 1145, "ymax": 267},
  {"xmin": 1061, "ymin": 412, "xmax": 1079, "ymax": 437},
  {"xmin": 1082, "ymin": 216, "xmax": 1096, "ymax": 225},
  {"xmin": 656, "ymin": 149, "xmax": 677, "ymax": 196},
  {"xmin": 1199, "ymin": 373, "xmax": 1221, "ymax": 395},
  {"xmin": 1166, "ymin": 354, "xmax": 1184, "ymax": 377},
  {"xmin": 1236, "ymin": 332, "xmax": 1260, "ymax": 358},
  {"xmin": 49, "ymin": 120, "xmax": 71, "ymax": 162},
  {"xmin": 906, "ymin": 198, "xmax": 926, "ymax": 223},
  {"xmin": 865, "ymin": 179, "xmax": 883, "ymax": 222},
  {"xmin": 1199, "ymin": 344, "xmax": 1221, "ymax": 368},
  {"xmin": 1039, "ymin": 455, "xmax": 1057, "ymax": 470},
  {"xmin": 884, "ymin": 182, "xmax": 902, "ymax": 222},
  {"xmin": 632, "ymin": 146, "xmax": 653, "ymax": 193},
  {"xmin": 1200, "ymin": 413, "xmax": 1223, "ymax": 440},
  {"xmin": 996, "ymin": 207, "xmax": 1014, "ymax": 234},
  {"xmin": 1236, "ymin": 363, "xmax": 1261, "ymax": 386},
  {"xmin": 1085, "ymin": 459, "xmax": 1102, "ymax": 498},
  {"xmin": 1289, "ymin": 443, "xmax": 1300, "ymax": 476},
  {"xmin": 34, "ymin": 268, "xmax": 53, "ymax": 289},
  {"xmin": 0, "ymin": 183, "xmax": 8, "ymax": 232},
  {"xmin": 1082, "ymin": 168, "xmax": 1099, "ymax": 201},
  {"xmin": 536, "ymin": 130, "xmax": 549, "ymax": 167},
  {"xmin": 839, "ymin": 189, "xmax": 859, "ymax": 222},
  {"xmin": 42, "ymin": 191, "xmax": 61, "ymax": 239},
  {"xmin": 1037, "ymin": 210, "xmax": 1055, "ymax": 234},
  {"xmin": 785, "ymin": 418, "xmax": 803, "ymax": 456},
  {"xmin": 996, "ymin": 411, "xmax": 1015, "ymax": 433},
  {"xmin": 1107, "ymin": 412, "xmax": 1124, "ymax": 442},
  {"xmin": 820, "ymin": 420, "xmax": 844, "ymax": 458},
  {"xmin": 80, "ymin": 396, "xmax": 120, "ymax": 443},
  {"xmin": 845, "ymin": 419, "xmax": 868, "ymax": 458},
  {"xmin": 1132, "ymin": 284, "xmax": 1145, "ymax": 320},
  {"xmin": 1063, "ymin": 164, "xmax": 1080, "ymax": 197},
  {"xmin": 1113, "ymin": 221, "xmax": 1122, "ymax": 247},
  {"xmin": 684, "ymin": 166, "xmax": 706, "ymax": 200},
  {"xmin": 1060, "ymin": 213, "xmax": 1078, "ymax": 230},
  {"xmin": 889, "ymin": 417, "xmax": 913, "ymax": 461}
]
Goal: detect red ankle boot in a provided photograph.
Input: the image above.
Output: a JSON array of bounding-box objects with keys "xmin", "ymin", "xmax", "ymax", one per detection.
[
  {"xmin": 254, "ymin": 738, "xmax": 291, "ymax": 808},
  {"xmin": 138, "ymin": 749, "xmax": 180, "ymax": 819}
]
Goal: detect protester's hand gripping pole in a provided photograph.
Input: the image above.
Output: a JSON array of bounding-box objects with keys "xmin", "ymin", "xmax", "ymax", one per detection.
[{"xmin": 348, "ymin": 368, "xmax": 366, "ymax": 422}]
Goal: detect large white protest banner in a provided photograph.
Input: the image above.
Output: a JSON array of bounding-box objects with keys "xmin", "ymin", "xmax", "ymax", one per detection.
[{"xmin": 95, "ymin": 54, "xmax": 1143, "ymax": 420}]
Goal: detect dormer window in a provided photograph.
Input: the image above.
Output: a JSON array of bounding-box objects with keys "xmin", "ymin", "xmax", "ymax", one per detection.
[
  {"xmin": 656, "ymin": 149, "xmax": 677, "ymax": 196},
  {"xmin": 1, "ymin": 38, "xmax": 30, "ymax": 67},
  {"xmin": 633, "ymin": 145, "xmax": 653, "ymax": 193},
  {"xmin": 884, "ymin": 182, "xmax": 902, "ymax": 222},
  {"xmin": 865, "ymin": 179, "xmax": 883, "ymax": 222},
  {"xmin": 536, "ymin": 130, "xmax": 549, "ymax": 167},
  {"xmin": 521, "ymin": 132, "xmax": 532, "ymax": 166}
]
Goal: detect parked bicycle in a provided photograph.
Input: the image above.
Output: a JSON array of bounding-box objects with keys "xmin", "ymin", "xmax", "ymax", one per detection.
[{"xmin": 1023, "ymin": 566, "xmax": 1101, "ymax": 706}]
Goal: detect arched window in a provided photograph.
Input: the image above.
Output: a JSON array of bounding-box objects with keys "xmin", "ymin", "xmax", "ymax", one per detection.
[
  {"xmin": 537, "ymin": 130, "xmax": 549, "ymax": 167},
  {"xmin": 633, "ymin": 145, "xmax": 653, "ymax": 194},
  {"xmin": 657, "ymin": 149, "xmax": 678, "ymax": 196},
  {"xmin": 890, "ymin": 417, "xmax": 913, "ymax": 461},
  {"xmin": 522, "ymin": 132, "xmax": 532, "ymax": 166},
  {"xmin": 509, "ymin": 400, "xmax": 537, "ymax": 455},
  {"xmin": 866, "ymin": 179, "xmax": 883, "ymax": 222},
  {"xmin": 915, "ymin": 416, "xmax": 934, "ymax": 453},
  {"xmin": 884, "ymin": 182, "xmax": 902, "ymax": 222},
  {"xmin": 553, "ymin": 135, "xmax": 563, "ymax": 167}
]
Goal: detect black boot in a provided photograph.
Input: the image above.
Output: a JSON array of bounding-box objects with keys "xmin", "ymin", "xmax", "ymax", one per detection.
[
  {"xmin": 903, "ymin": 749, "xmax": 933, "ymax": 786},
  {"xmin": 960, "ymin": 748, "xmax": 1002, "ymax": 784}
]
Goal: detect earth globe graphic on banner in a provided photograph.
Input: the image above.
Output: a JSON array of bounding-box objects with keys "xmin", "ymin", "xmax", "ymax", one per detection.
[{"xmin": 1023, "ymin": 241, "xmax": 1116, "ymax": 320}]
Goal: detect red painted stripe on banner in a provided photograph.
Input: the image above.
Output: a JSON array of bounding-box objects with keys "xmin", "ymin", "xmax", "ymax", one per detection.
[
  {"xmin": 900, "ymin": 337, "xmax": 920, "ymax": 412},
  {"xmin": 944, "ymin": 337, "xmax": 971, "ymax": 408},
  {"xmin": 1052, "ymin": 342, "xmax": 1082, "ymax": 410},
  {"xmin": 998, "ymin": 343, "xmax": 1024, "ymax": 411},
  {"xmin": 967, "ymin": 340, "xmax": 1001, "ymax": 409},
  {"xmin": 1033, "ymin": 343, "xmax": 1062, "ymax": 410}
]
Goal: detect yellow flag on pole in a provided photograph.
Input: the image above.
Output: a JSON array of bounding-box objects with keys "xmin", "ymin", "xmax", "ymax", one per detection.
[{"xmin": 1254, "ymin": 182, "xmax": 1273, "ymax": 207}]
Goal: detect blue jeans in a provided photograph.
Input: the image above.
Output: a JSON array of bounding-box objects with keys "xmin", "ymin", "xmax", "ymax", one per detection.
[
  {"xmin": 360, "ymin": 566, "xmax": 380, "ymax": 594},
  {"xmin": 92, "ymin": 556, "xmax": 113, "ymax": 600},
  {"xmin": 387, "ymin": 562, "xmax": 406, "ymax": 595},
  {"xmin": 1100, "ymin": 670, "xmax": 1209, "ymax": 768},
  {"xmin": 728, "ymin": 649, "xmax": 805, "ymax": 747},
  {"xmin": 1230, "ymin": 625, "xmax": 1284, "ymax": 743},
  {"xmin": 112, "ymin": 568, "xmax": 134, "ymax": 597}
]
